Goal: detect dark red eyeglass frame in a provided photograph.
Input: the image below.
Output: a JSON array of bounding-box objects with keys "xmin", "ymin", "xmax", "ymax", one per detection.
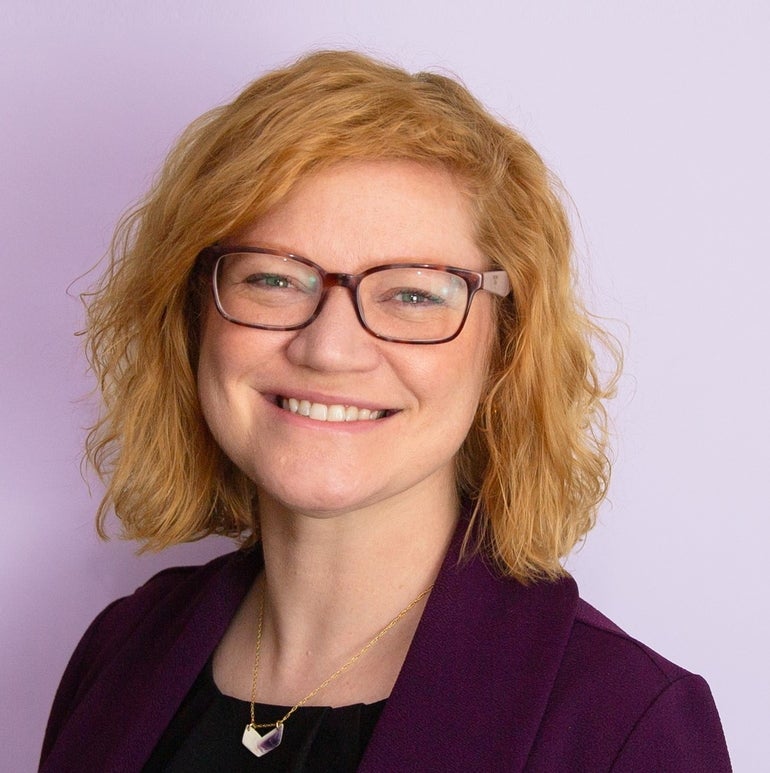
[{"xmin": 197, "ymin": 245, "xmax": 512, "ymax": 344}]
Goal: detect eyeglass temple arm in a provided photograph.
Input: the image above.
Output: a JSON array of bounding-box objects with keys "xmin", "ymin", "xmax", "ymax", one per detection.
[{"xmin": 482, "ymin": 270, "xmax": 511, "ymax": 297}]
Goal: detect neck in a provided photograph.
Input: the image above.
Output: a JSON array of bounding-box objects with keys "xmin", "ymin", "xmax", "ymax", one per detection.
[
  {"xmin": 246, "ymin": 480, "xmax": 459, "ymax": 705},
  {"xmin": 260, "ymin": 487, "xmax": 457, "ymax": 627}
]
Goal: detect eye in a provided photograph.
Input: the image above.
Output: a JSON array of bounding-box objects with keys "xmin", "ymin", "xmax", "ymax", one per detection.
[
  {"xmin": 244, "ymin": 273, "xmax": 294, "ymax": 289},
  {"xmin": 389, "ymin": 288, "xmax": 445, "ymax": 305}
]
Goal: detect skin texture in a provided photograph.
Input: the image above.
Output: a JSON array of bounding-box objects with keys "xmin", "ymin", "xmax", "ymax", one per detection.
[{"xmin": 199, "ymin": 160, "xmax": 496, "ymax": 705}]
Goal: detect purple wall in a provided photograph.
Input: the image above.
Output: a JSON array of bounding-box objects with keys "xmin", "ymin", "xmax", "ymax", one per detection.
[{"xmin": 2, "ymin": 2, "xmax": 768, "ymax": 769}]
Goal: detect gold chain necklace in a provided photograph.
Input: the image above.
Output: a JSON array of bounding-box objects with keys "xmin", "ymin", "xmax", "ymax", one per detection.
[{"xmin": 242, "ymin": 581, "xmax": 434, "ymax": 757}]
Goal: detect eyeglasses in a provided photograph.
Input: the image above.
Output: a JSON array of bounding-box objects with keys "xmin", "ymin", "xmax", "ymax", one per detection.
[{"xmin": 200, "ymin": 246, "xmax": 512, "ymax": 344}]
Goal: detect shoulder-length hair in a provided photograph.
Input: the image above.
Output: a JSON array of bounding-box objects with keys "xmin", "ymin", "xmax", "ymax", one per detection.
[{"xmin": 86, "ymin": 50, "xmax": 620, "ymax": 583}]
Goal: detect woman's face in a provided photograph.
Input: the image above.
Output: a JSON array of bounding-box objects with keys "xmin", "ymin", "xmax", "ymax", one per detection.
[{"xmin": 197, "ymin": 160, "xmax": 495, "ymax": 517}]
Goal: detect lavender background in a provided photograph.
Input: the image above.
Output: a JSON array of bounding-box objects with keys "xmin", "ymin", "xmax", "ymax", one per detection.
[{"xmin": 2, "ymin": 2, "xmax": 768, "ymax": 770}]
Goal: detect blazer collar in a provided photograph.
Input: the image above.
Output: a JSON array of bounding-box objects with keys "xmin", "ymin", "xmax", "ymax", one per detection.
[{"xmin": 360, "ymin": 522, "xmax": 578, "ymax": 771}]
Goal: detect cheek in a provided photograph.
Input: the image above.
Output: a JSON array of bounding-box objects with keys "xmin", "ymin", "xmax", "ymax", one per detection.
[
  {"xmin": 462, "ymin": 301, "xmax": 496, "ymax": 395},
  {"xmin": 196, "ymin": 335, "xmax": 228, "ymax": 450},
  {"xmin": 197, "ymin": 299, "xmax": 259, "ymax": 389},
  {"xmin": 197, "ymin": 310, "xmax": 226, "ymax": 401},
  {"xmin": 421, "ymin": 316, "xmax": 493, "ymax": 434},
  {"xmin": 453, "ymin": 307, "xmax": 496, "ymax": 441},
  {"xmin": 196, "ymin": 308, "xmax": 249, "ymax": 437},
  {"xmin": 195, "ymin": 319, "xmax": 264, "ymax": 478}
]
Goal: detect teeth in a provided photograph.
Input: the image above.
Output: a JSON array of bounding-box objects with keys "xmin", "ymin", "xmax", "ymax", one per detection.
[
  {"xmin": 280, "ymin": 397, "xmax": 385, "ymax": 423},
  {"xmin": 309, "ymin": 402, "xmax": 327, "ymax": 421},
  {"xmin": 327, "ymin": 405, "xmax": 346, "ymax": 422}
]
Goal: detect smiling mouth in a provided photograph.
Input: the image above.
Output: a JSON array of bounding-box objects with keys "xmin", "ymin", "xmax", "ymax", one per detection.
[{"xmin": 277, "ymin": 396, "xmax": 391, "ymax": 423}]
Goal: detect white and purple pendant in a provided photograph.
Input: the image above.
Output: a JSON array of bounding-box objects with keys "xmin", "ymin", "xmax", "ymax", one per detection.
[{"xmin": 242, "ymin": 723, "xmax": 284, "ymax": 757}]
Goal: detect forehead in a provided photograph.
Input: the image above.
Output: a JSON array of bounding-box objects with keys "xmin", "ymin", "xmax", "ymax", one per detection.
[{"xmin": 234, "ymin": 160, "xmax": 484, "ymax": 271}]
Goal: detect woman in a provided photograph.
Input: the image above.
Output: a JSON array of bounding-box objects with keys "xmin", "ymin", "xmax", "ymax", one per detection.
[{"xmin": 40, "ymin": 51, "xmax": 730, "ymax": 771}]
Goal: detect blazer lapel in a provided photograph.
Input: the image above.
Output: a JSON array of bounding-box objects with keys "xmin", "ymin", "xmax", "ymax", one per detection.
[{"xmin": 359, "ymin": 530, "xmax": 578, "ymax": 772}]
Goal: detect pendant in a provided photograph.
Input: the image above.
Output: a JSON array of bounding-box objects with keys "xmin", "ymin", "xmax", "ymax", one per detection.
[{"xmin": 242, "ymin": 723, "xmax": 284, "ymax": 757}]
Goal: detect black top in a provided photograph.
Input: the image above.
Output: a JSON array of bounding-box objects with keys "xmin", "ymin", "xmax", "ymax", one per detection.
[{"xmin": 143, "ymin": 659, "xmax": 386, "ymax": 772}]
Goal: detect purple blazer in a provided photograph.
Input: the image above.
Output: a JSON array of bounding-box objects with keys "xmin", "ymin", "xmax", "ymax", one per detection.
[{"xmin": 40, "ymin": 527, "xmax": 731, "ymax": 771}]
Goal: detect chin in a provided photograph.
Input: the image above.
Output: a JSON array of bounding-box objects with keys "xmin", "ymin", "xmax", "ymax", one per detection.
[{"xmin": 256, "ymin": 476, "xmax": 383, "ymax": 519}]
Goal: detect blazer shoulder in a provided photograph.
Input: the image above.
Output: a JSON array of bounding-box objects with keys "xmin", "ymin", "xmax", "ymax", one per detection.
[
  {"xmin": 536, "ymin": 596, "xmax": 693, "ymax": 746},
  {"xmin": 83, "ymin": 551, "xmax": 246, "ymax": 653},
  {"xmin": 573, "ymin": 598, "xmax": 687, "ymax": 683},
  {"xmin": 610, "ymin": 671, "xmax": 732, "ymax": 771},
  {"xmin": 529, "ymin": 597, "xmax": 731, "ymax": 771},
  {"xmin": 40, "ymin": 549, "xmax": 253, "ymax": 765}
]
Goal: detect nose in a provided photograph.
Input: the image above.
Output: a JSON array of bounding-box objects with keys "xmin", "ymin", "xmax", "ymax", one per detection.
[{"xmin": 284, "ymin": 286, "xmax": 380, "ymax": 372}]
